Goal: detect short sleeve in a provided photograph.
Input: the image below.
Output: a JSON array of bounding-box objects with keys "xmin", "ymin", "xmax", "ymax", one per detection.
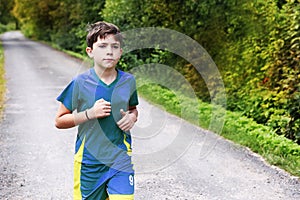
[
  {"xmin": 56, "ymin": 80, "xmax": 78, "ymax": 111},
  {"xmin": 129, "ymin": 78, "xmax": 139, "ymax": 107}
]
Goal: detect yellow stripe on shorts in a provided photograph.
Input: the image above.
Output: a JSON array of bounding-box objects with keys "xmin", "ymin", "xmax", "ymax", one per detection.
[{"xmin": 73, "ymin": 136, "xmax": 86, "ymax": 200}]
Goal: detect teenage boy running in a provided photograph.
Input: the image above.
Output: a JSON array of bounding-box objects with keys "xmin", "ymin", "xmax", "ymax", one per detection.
[{"xmin": 55, "ymin": 21, "xmax": 138, "ymax": 200}]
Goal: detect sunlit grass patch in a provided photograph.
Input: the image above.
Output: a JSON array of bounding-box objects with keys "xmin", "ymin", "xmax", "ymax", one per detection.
[{"xmin": 0, "ymin": 41, "xmax": 6, "ymax": 118}]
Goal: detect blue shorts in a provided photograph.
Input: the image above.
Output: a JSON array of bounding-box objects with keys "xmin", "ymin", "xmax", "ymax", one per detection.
[{"xmin": 73, "ymin": 161, "xmax": 134, "ymax": 200}]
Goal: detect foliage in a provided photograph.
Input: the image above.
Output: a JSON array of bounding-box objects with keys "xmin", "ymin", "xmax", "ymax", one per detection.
[
  {"xmin": 48, "ymin": 0, "xmax": 105, "ymax": 53},
  {"xmin": 215, "ymin": 0, "xmax": 300, "ymax": 144},
  {"xmin": 0, "ymin": 23, "xmax": 16, "ymax": 34},
  {"xmin": 262, "ymin": 1, "xmax": 300, "ymax": 142},
  {"xmin": 12, "ymin": 0, "xmax": 105, "ymax": 52},
  {"xmin": 12, "ymin": 0, "xmax": 55, "ymax": 39},
  {"xmin": 137, "ymin": 80, "xmax": 300, "ymax": 177},
  {"xmin": 0, "ymin": 0, "xmax": 16, "ymax": 25},
  {"xmin": 103, "ymin": 0, "xmax": 300, "ymax": 171},
  {"xmin": 103, "ymin": 0, "xmax": 241, "ymax": 100}
]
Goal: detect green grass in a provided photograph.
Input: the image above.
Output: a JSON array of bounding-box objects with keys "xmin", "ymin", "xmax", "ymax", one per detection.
[
  {"xmin": 137, "ymin": 81, "xmax": 300, "ymax": 177},
  {"xmin": 0, "ymin": 41, "xmax": 6, "ymax": 118}
]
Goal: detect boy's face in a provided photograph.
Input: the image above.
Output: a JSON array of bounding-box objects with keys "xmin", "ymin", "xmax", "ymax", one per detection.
[{"xmin": 86, "ymin": 34, "xmax": 122, "ymax": 69}]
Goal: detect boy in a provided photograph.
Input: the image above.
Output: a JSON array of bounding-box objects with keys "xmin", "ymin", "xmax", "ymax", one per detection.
[{"xmin": 55, "ymin": 21, "xmax": 138, "ymax": 200}]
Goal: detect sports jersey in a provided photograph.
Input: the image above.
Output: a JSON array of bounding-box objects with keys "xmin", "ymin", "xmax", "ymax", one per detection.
[{"xmin": 56, "ymin": 68, "xmax": 139, "ymax": 172}]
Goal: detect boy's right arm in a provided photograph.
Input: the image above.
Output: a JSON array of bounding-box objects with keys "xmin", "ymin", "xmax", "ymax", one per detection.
[
  {"xmin": 55, "ymin": 103, "xmax": 91, "ymax": 129},
  {"xmin": 55, "ymin": 99, "xmax": 111, "ymax": 129},
  {"xmin": 55, "ymin": 103, "xmax": 77, "ymax": 129}
]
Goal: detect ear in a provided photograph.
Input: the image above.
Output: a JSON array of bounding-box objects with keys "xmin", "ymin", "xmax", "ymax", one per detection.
[{"xmin": 86, "ymin": 47, "xmax": 93, "ymax": 58}]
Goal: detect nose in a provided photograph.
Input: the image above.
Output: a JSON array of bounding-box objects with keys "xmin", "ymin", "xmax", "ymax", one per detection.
[{"xmin": 106, "ymin": 46, "xmax": 113, "ymax": 55}]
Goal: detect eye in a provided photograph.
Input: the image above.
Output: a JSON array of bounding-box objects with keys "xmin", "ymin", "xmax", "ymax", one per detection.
[
  {"xmin": 98, "ymin": 45, "xmax": 106, "ymax": 48},
  {"xmin": 113, "ymin": 45, "xmax": 120, "ymax": 49}
]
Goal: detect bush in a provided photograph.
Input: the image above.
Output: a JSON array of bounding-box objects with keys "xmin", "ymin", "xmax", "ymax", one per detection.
[{"xmin": 0, "ymin": 22, "xmax": 16, "ymax": 34}]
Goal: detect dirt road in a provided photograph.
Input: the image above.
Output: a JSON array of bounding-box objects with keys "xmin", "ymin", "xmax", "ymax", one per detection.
[{"xmin": 0, "ymin": 31, "xmax": 299, "ymax": 200}]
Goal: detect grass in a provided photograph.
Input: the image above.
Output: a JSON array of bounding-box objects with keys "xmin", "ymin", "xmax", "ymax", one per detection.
[
  {"xmin": 40, "ymin": 40, "xmax": 89, "ymax": 61},
  {"xmin": 0, "ymin": 41, "xmax": 6, "ymax": 118},
  {"xmin": 137, "ymin": 81, "xmax": 300, "ymax": 177}
]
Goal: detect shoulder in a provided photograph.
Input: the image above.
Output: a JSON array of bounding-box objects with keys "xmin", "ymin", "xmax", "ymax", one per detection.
[
  {"xmin": 118, "ymin": 69, "xmax": 136, "ymax": 81},
  {"xmin": 72, "ymin": 68, "xmax": 94, "ymax": 84},
  {"xmin": 117, "ymin": 69, "xmax": 137, "ymax": 90}
]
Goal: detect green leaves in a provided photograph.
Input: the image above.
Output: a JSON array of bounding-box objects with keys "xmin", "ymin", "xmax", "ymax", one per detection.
[{"xmin": 11, "ymin": 0, "xmax": 105, "ymax": 51}]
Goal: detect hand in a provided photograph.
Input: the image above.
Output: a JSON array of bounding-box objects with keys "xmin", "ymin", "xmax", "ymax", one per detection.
[
  {"xmin": 117, "ymin": 109, "xmax": 137, "ymax": 132},
  {"xmin": 87, "ymin": 98, "xmax": 111, "ymax": 119}
]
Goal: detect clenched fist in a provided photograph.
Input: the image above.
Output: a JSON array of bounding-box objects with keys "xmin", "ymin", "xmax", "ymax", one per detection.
[
  {"xmin": 117, "ymin": 109, "xmax": 137, "ymax": 132},
  {"xmin": 87, "ymin": 98, "xmax": 111, "ymax": 119}
]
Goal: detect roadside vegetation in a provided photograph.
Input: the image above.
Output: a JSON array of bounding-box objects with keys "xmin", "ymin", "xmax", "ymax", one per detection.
[
  {"xmin": 138, "ymin": 82, "xmax": 300, "ymax": 177},
  {"xmin": 0, "ymin": 0, "xmax": 299, "ymax": 176},
  {"xmin": 0, "ymin": 41, "xmax": 5, "ymax": 118}
]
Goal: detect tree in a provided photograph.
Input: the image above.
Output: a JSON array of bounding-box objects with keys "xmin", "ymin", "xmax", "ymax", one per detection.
[
  {"xmin": 12, "ymin": 0, "xmax": 57, "ymax": 39},
  {"xmin": 0, "ymin": 0, "xmax": 15, "ymax": 25}
]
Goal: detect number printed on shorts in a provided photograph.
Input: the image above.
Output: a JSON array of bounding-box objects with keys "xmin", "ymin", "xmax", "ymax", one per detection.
[{"xmin": 129, "ymin": 175, "xmax": 134, "ymax": 186}]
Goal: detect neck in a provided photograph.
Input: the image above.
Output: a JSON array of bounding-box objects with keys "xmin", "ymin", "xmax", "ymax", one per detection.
[{"xmin": 94, "ymin": 67, "xmax": 117, "ymax": 84}]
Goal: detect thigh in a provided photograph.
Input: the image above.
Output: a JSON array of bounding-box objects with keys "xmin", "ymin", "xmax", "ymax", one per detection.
[
  {"xmin": 84, "ymin": 183, "xmax": 108, "ymax": 200},
  {"xmin": 75, "ymin": 162, "xmax": 109, "ymax": 200},
  {"xmin": 107, "ymin": 171, "xmax": 134, "ymax": 200}
]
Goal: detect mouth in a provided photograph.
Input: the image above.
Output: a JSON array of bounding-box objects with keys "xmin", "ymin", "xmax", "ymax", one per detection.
[{"xmin": 103, "ymin": 59, "xmax": 114, "ymax": 62}]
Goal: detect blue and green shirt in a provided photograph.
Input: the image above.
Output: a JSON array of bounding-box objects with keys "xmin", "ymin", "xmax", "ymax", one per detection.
[{"xmin": 57, "ymin": 68, "xmax": 138, "ymax": 171}]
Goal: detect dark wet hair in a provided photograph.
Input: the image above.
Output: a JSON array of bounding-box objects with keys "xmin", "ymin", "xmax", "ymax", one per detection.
[{"xmin": 86, "ymin": 21, "xmax": 123, "ymax": 48}]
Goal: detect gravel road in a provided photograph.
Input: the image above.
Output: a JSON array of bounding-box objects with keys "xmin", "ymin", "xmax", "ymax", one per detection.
[{"xmin": 0, "ymin": 31, "xmax": 299, "ymax": 200}]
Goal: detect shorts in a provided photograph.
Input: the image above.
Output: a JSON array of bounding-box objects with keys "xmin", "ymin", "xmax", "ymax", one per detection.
[{"xmin": 73, "ymin": 161, "xmax": 134, "ymax": 200}]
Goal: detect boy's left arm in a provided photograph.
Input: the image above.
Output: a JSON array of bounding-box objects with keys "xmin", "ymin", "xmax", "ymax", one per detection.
[{"xmin": 128, "ymin": 106, "xmax": 138, "ymax": 120}]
